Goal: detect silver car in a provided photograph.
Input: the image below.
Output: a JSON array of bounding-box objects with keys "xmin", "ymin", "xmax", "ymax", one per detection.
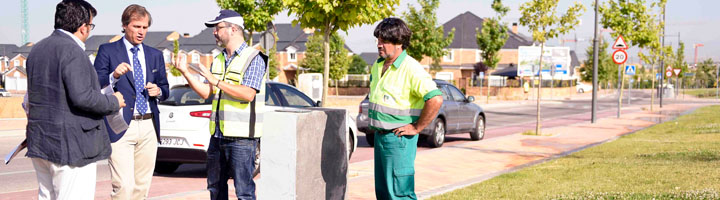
[{"xmin": 357, "ymin": 79, "xmax": 486, "ymax": 147}]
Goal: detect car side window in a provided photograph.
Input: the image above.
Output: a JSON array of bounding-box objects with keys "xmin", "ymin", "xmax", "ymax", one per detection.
[
  {"xmin": 438, "ymin": 85, "xmax": 451, "ymax": 101},
  {"xmin": 447, "ymin": 85, "xmax": 466, "ymax": 102},
  {"xmin": 264, "ymin": 84, "xmax": 280, "ymax": 106},
  {"xmin": 265, "ymin": 88, "xmax": 278, "ymax": 106},
  {"xmin": 276, "ymin": 84, "xmax": 314, "ymax": 107}
]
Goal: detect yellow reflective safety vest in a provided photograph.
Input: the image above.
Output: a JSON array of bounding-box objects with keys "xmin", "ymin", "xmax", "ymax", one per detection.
[
  {"xmin": 368, "ymin": 51, "xmax": 441, "ymax": 131},
  {"xmin": 208, "ymin": 47, "xmax": 268, "ymax": 138}
]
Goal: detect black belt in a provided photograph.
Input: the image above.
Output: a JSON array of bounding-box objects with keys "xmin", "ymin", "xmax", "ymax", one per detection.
[{"xmin": 133, "ymin": 113, "xmax": 153, "ymax": 120}]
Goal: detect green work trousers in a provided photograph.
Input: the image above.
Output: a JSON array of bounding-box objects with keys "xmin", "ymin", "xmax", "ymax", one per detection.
[{"xmin": 374, "ymin": 130, "xmax": 418, "ymax": 200}]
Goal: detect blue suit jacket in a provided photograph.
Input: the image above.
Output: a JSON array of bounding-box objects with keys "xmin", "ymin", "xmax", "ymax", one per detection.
[{"xmin": 94, "ymin": 39, "xmax": 170, "ymax": 143}]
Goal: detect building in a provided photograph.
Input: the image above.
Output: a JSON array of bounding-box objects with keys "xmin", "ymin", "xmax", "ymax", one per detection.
[
  {"xmin": 427, "ymin": 11, "xmax": 535, "ymax": 85},
  {"xmin": 0, "ymin": 44, "xmax": 19, "ymax": 73},
  {"xmin": 3, "ymin": 66, "xmax": 26, "ymax": 93}
]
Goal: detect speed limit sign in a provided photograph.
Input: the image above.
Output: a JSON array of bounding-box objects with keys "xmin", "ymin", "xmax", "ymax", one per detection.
[{"xmin": 612, "ymin": 50, "xmax": 628, "ymax": 64}]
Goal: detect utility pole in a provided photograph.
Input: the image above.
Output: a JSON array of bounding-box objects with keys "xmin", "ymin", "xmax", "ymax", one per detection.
[
  {"xmin": 591, "ymin": 0, "xmax": 599, "ymax": 123},
  {"xmin": 21, "ymin": 0, "xmax": 29, "ymax": 45},
  {"xmin": 694, "ymin": 44, "xmax": 704, "ymax": 68},
  {"xmin": 659, "ymin": 4, "xmax": 666, "ymax": 108}
]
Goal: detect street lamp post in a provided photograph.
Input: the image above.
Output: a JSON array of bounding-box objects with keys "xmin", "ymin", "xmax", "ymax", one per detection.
[{"xmin": 591, "ymin": 0, "xmax": 599, "ymax": 123}]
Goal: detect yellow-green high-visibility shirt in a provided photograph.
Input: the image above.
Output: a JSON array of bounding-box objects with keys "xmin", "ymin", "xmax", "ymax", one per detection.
[{"xmin": 368, "ymin": 50, "xmax": 442, "ymax": 131}]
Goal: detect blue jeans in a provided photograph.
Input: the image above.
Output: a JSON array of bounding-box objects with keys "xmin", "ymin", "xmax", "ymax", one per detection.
[{"xmin": 206, "ymin": 137, "xmax": 258, "ymax": 200}]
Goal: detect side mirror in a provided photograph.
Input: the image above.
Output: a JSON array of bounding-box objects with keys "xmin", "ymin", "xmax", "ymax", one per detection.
[
  {"xmin": 315, "ymin": 100, "xmax": 322, "ymax": 107},
  {"xmin": 467, "ymin": 96, "xmax": 475, "ymax": 103}
]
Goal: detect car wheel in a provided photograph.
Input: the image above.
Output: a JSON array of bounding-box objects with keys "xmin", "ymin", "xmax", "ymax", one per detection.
[
  {"xmin": 470, "ymin": 115, "xmax": 485, "ymax": 141},
  {"xmin": 365, "ymin": 133, "xmax": 375, "ymax": 147},
  {"xmin": 253, "ymin": 140, "xmax": 260, "ymax": 178},
  {"xmin": 347, "ymin": 129, "xmax": 356, "ymax": 159},
  {"xmin": 426, "ymin": 119, "xmax": 445, "ymax": 148},
  {"xmin": 154, "ymin": 162, "xmax": 181, "ymax": 174},
  {"xmin": 578, "ymin": 88, "xmax": 584, "ymax": 93}
]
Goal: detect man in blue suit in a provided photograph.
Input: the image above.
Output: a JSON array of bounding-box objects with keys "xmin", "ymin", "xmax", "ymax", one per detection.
[{"xmin": 93, "ymin": 4, "xmax": 169, "ymax": 200}]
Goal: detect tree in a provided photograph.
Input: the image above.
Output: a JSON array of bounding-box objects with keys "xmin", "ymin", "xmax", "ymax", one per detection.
[
  {"xmin": 267, "ymin": 39, "xmax": 279, "ymax": 80},
  {"xmin": 476, "ymin": 0, "xmax": 509, "ymax": 103},
  {"xmin": 348, "ymin": 54, "xmax": 367, "ymax": 74},
  {"xmin": 301, "ymin": 33, "xmax": 351, "ymax": 95},
  {"xmin": 580, "ymin": 39, "xmax": 616, "ymax": 87},
  {"xmin": 216, "ymin": 0, "xmax": 284, "ymax": 45},
  {"xmin": 695, "ymin": 59, "xmax": 716, "ymax": 88},
  {"xmin": 599, "ymin": 0, "xmax": 667, "ymax": 111},
  {"xmin": 169, "ymin": 40, "xmax": 182, "ymax": 77},
  {"xmin": 674, "ymin": 42, "xmax": 690, "ymax": 89},
  {"xmin": 284, "ymin": 0, "xmax": 398, "ymax": 107},
  {"xmin": 402, "ymin": 0, "xmax": 455, "ymax": 71},
  {"xmin": 519, "ymin": 0, "xmax": 585, "ymax": 135}
]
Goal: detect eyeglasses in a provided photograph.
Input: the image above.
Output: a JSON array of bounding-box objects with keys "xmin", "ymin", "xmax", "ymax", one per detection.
[{"xmin": 87, "ymin": 24, "xmax": 95, "ymax": 30}]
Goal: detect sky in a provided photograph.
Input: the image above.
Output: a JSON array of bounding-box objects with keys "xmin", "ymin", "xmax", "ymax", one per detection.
[{"xmin": 0, "ymin": 0, "xmax": 718, "ymax": 64}]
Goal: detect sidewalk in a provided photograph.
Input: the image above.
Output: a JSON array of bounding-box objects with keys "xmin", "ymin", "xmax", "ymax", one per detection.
[{"xmin": 345, "ymin": 102, "xmax": 712, "ymax": 199}]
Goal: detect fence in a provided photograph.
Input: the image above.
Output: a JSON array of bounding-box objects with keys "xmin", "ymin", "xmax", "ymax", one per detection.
[
  {"xmin": 327, "ymin": 74, "xmax": 579, "ymax": 89},
  {"xmin": 465, "ymin": 77, "xmax": 577, "ymax": 89}
]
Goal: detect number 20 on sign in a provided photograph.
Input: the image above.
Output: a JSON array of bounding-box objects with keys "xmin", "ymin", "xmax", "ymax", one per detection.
[{"xmin": 612, "ymin": 50, "xmax": 628, "ymax": 65}]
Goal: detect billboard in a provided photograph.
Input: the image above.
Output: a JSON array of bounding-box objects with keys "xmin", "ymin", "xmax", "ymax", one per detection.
[{"xmin": 517, "ymin": 46, "xmax": 571, "ymax": 78}]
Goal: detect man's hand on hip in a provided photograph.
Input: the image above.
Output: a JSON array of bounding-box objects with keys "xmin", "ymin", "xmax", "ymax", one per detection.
[
  {"xmin": 113, "ymin": 62, "xmax": 132, "ymax": 79},
  {"xmin": 145, "ymin": 82, "xmax": 161, "ymax": 97},
  {"xmin": 393, "ymin": 124, "xmax": 419, "ymax": 137}
]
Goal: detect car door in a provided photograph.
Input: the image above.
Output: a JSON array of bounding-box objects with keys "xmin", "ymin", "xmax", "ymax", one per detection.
[
  {"xmin": 445, "ymin": 84, "xmax": 474, "ymax": 131},
  {"xmin": 439, "ymin": 84, "xmax": 461, "ymax": 132}
]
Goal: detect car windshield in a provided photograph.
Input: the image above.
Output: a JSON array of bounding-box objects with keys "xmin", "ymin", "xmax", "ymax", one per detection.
[{"xmin": 160, "ymin": 87, "xmax": 212, "ymax": 106}]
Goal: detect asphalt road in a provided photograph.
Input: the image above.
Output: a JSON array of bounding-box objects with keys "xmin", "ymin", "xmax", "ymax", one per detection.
[{"xmin": 0, "ymin": 89, "xmax": 695, "ymax": 199}]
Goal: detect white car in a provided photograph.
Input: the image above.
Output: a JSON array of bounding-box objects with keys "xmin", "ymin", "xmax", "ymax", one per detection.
[
  {"xmin": 576, "ymin": 82, "xmax": 592, "ymax": 93},
  {"xmin": 155, "ymin": 82, "xmax": 358, "ymax": 174},
  {"xmin": 0, "ymin": 89, "xmax": 10, "ymax": 97}
]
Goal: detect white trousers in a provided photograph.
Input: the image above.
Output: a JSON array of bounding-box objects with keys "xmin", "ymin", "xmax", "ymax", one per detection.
[
  {"xmin": 32, "ymin": 158, "xmax": 97, "ymax": 200},
  {"xmin": 109, "ymin": 118, "xmax": 158, "ymax": 200}
]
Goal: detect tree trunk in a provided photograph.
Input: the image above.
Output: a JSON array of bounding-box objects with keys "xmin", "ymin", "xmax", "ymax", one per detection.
[
  {"xmin": 248, "ymin": 31, "xmax": 254, "ymax": 46},
  {"xmin": 322, "ymin": 29, "xmax": 331, "ymax": 107},
  {"xmin": 486, "ymin": 77, "xmax": 490, "ymax": 104},
  {"xmin": 650, "ymin": 63, "xmax": 655, "ymax": 112},
  {"xmin": 536, "ymin": 44, "xmax": 544, "ymax": 135}
]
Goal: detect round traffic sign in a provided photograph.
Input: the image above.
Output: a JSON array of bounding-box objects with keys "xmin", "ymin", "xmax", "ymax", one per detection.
[
  {"xmin": 612, "ymin": 50, "xmax": 628, "ymax": 64},
  {"xmin": 665, "ymin": 70, "xmax": 673, "ymax": 78}
]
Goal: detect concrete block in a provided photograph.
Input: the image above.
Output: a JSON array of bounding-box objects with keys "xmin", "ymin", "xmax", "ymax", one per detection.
[{"xmin": 258, "ymin": 108, "xmax": 348, "ymax": 200}]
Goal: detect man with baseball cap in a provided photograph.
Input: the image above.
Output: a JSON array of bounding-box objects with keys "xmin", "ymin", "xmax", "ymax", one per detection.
[{"xmin": 174, "ymin": 9, "xmax": 268, "ymax": 200}]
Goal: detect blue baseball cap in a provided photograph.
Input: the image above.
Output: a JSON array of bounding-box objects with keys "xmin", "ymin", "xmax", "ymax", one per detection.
[{"xmin": 205, "ymin": 10, "xmax": 244, "ymax": 28}]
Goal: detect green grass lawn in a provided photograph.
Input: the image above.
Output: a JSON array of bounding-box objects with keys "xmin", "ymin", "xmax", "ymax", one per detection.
[
  {"xmin": 431, "ymin": 106, "xmax": 720, "ymax": 200},
  {"xmin": 683, "ymin": 88, "xmax": 719, "ymax": 98}
]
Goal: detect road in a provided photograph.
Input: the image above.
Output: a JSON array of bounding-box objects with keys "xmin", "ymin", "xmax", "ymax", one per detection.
[{"xmin": 0, "ymin": 89, "xmax": 695, "ymax": 199}]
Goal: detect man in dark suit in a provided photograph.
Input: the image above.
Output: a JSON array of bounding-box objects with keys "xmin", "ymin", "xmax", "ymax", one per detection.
[
  {"xmin": 93, "ymin": 4, "xmax": 169, "ymax": 200},
  {"xmin": 26, "ymin": 1, "xmax": 126, "ymax": 199}
]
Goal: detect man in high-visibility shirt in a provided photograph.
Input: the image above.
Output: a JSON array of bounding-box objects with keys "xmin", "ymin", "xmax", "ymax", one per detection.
[
  {"xmin": 370, "ymin": 18, "xmax": 443, "ymax": 200},
  {"xmin": 174, "ymin": 10, "xmax": 268, "ymax": 200}
]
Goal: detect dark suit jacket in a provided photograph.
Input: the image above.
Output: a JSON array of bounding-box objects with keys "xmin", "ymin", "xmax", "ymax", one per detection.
[
  {"xmin": 26, "ymin": 30, "xmax": 120, "ymax": 167},
  {"xmin": 94, "ymin": 39, "xmax": 169, "ymax": 143}
]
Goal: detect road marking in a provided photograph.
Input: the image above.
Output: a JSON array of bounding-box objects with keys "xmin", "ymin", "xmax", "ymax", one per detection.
[
  {"xmin": 147, "ymin": 190, "xmax": 208, "ymax": 200},
  {"xmin": 0, "ymin": 170, "xmax": 35, "ymax": 176}
]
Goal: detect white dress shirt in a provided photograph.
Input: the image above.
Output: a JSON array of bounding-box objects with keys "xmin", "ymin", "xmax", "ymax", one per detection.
[
  {"xmin": 57, "ymin": 29, "xmax": 85, "ymax": 51},
  {"xmin": 109, "ymin": 37, "xmax": 153, "ymax": 115}
]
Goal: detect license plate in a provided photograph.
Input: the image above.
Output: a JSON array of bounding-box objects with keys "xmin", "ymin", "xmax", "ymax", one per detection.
[{"xmin": 160, "ymin": 137, "xmax": 186, "ymax": 147}]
